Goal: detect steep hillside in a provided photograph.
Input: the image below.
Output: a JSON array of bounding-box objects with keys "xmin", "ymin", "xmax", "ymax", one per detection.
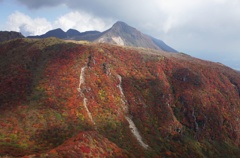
[
  {"xmin": 0, "ymin": 31, "xmax": 24, "ymax": 43},
  {"xmin": 0, "ymin": 38, "xmax": 240, "ymax": 157}
]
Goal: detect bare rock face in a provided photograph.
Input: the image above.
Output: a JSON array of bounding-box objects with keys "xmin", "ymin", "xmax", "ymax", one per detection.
[{"xmin": 0, "ymin": 31, "xmax": 24, "ymax": 42}]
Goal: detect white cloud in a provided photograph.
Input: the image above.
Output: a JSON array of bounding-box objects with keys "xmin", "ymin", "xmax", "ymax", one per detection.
[
  {"xmin": 54, "ymin": 11, "xmax": 112, "ymax": 32},
  {"xmin": 14, "ymin": 0, "xmax": 240, "ymax": 35},
  {"xmin": 14, "ymin": 0, "xmax": 240, "ymax": 38},
  {"xmin": 4, "ymin": 11, "xmax": 111, "ymax": 36},
  {"xmin": 5, "ymin": 11, "xmax": 53, "ymax": 36}
]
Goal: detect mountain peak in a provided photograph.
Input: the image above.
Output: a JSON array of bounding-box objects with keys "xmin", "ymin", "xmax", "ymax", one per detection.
[
  {"xmin": 66, "ymin": 29, "xmax": 81, "ymax": 37},
  {"xmin": 42, "ymin": 28, "xmax": 66, "ymax": 39},
  {"xmin": 111, "ymin": 21, "xmax": 135, "ymax": 32},
  {"xmin": 112, "ymin": 21, "xmax": 129, "ymax": 27},
  {"xmin": 97, "ymin": 21, "xmax": 170, "ymax": 50},
  {"xmin": 49, "ymin": 28, "xmax": 64, "ymax": 33}
]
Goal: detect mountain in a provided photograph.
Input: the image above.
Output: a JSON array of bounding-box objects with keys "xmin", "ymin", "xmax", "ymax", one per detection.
[
  {"xmin": 27, "ymin": 21, "xmax": 177, "ymax": 52},
  {"xmin": 95, "ymin": 21, "xmax": 158, "ymax": 49},
  {"xmin": 95, "ymin": 21, "xmax": 177, "ymax": 52},
  {"xmin": 0, "ymin": 38, "xmax": 240, "ymax": 157},
  {"xmin": 28, "ymin": 28, "xmax": 101, "ymax": 41},
  {"xmin": 28, "ymin": 28, "xmax": 67, "ymax": 39},
  {"xmin": 73, "ymin": 31, "xmax": 102, "ymax": 41},
  {"xmin": 0, "ymin": 31, "xmax": 24, "ymax": 43},
  {"xmin": 66, "ymin": 29, "xmax": 81, "ymax": 37},
  {"xmin": 150, "ymin": 36, "xmax": 178, "ymax": 52}
]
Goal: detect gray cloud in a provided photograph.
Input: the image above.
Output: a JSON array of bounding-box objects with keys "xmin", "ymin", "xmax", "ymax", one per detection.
[
  {"xmin": 17, "ymin": 0, "xmax": 64, "ymax": 9},
  {"xmin": 15, "ymin": 0, "xmax": 240, "ymax": 37},
  {"xmin": 15, "ymin": 0, "xmax": 240, "ymax": 70},
  {"xmin": 16, "ymin": 0, "xmax": 161, "ymax": 24}
]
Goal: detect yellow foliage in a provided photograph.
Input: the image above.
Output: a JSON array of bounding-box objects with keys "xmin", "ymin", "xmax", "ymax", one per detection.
[{"xmin": 98, "ymin": 89, "xmax": 106, "ymax": 101}]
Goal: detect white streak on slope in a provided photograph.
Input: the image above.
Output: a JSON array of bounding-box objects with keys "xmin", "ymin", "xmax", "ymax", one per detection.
[
  {"xmin": 77, "ymin": 65, "xmax": 95, "ymax": 125},
  {"xmin": 77, "ymin": 66, "xmax": 87, "ymax": 92},
  {"xmin": 125, "ymin": 116, "xmax": 149, "ymax": 149},
  {"xmin": 117, "ymin": 75, "xmax": 149, "ymax": 149},
  {"xmin": 83, "ymin": 98, "xmax": 95, "ymax": 125},
  {"xmin": 117, "ymin": 75, "xmax": 128, "ymax": 112}
]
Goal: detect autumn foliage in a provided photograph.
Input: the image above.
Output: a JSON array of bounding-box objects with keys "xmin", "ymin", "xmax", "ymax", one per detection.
[{"xmin": 0, "ymin": 38, "xmax": 240, "ymax": 157}]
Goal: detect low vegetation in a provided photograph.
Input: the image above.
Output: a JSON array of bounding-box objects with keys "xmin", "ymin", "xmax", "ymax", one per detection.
[{"xmin": 0, "ymin": 38, "xmax": 240, "ymax": 157}]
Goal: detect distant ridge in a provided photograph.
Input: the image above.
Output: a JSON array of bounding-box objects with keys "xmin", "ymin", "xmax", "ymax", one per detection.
[
  {"xmin": 28, "ymin": 28, "xmax": 102, "ymax": 42},
  {"xmin": 0, "ymin": 31, "xmax": 24, "ymax": 43},
  {"xmin": 27, "ymin": 21, "xmax": 178, "ymax": 52},
  {"xmin": 28, "ymin": 28, "xmax": 67, "ymax": 39},
  {"xmin": 66, "ymin": 29, "xmax": 81, "ymax": 37}
]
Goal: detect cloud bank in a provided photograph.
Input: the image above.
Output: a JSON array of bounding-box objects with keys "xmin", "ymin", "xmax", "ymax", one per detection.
[
  {"xmin": 5, "ymin": 11, "xmax": 53, "ymax": 35},
  {"xmin": 54, "ymin": 11, "xmax": 111, "ymax": 33},
  {"xmin": 4, "ymin": 11, "xmax": 111, "ymax": 36}
]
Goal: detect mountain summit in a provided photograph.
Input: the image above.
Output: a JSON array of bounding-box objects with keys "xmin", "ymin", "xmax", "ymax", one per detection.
[
  {"xmin": 28, "ymin": 28, "xmax": 67, "ymax": 39},
  {"xmin": 27, "ymin": 21, "xmax": 177, "ymax": 52},
  {"xmin": 66, "ymin": 29, "xmax": 81, "ymax": 37},
  {"xmin": 95, "ymin": 21, "xmax": 177, "ymax": 52},
  {"xmin": 96, "ymin": 21, "xmax": 158, "ymax": 49}
]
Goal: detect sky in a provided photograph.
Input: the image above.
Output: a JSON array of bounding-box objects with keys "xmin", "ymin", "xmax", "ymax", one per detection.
[{"xmin": 0, "ymin": 0, "xmax": 240, "ymax": 70}]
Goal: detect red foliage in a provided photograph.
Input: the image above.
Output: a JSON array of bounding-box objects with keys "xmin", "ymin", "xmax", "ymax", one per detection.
[{"xmin": 0, "ymin": 39, "xmax": 240, "ymax": 157}]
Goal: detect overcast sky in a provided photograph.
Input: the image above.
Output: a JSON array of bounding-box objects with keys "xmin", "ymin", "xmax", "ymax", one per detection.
[{"xmin": 0, "ymin": 0, "xmax": 240, "ymax": 70}]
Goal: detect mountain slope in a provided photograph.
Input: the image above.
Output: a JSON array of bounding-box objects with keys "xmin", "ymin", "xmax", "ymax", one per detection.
[
  {"xmin": 0, "ymin": 31, "xmax": 24, "ymax": 43},
  {"xmin": 0, "ymin": 38, "xmax": 240, "ymax": 157},
  {"xmin": 73, "ymin": 31, "xmax": 102, "ymax": 41},
  {"xmin": 150, "ymin": 36, "xmax": 178, "ymax": 52},
  {"xmin": 95, "ymin": 21, "xmax": 177, "ymax": 52}
]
